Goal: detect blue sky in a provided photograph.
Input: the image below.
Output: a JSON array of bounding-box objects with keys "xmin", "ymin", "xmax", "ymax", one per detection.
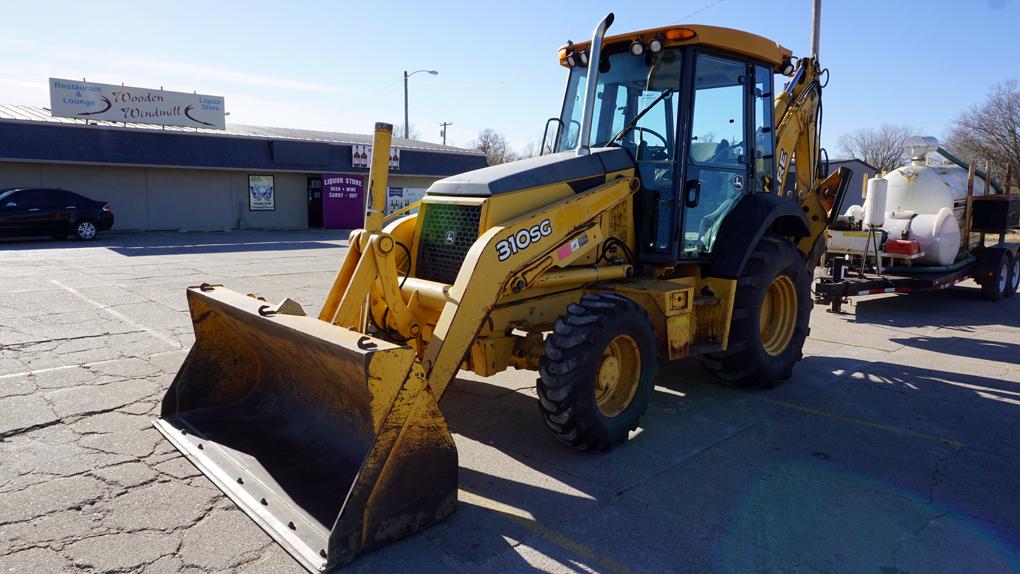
[{"xmin": 1, "ymin": 0, "xmax": 1016, "ymax": 154}]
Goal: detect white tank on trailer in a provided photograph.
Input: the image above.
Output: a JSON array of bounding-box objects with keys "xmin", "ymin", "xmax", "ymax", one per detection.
[{"xmin": 837, "ymin": 136, "xmax": 987, "ymax": 266}]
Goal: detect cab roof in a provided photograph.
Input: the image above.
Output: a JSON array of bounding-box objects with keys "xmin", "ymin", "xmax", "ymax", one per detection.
[{"xmin": 562, "ymin": 24, "xmax": 793, "ymax": 69}]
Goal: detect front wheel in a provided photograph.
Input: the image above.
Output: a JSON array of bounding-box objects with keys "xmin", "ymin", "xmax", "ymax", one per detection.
[
  {"xmin": 701, "ymin": 234, "xmax": 812, "ymax": 387},
  {"xmin": 537, "ymin": 293, "xmax": 658, "ymax": 451},
  {"xmin": 74, "ymin": 219, "xmax": 98, "ymax": 241}
]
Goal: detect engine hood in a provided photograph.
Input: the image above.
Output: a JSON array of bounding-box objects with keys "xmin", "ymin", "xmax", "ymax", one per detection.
[{"xmin": 426, "ymin": 147, "xmax": 634, "ymax": 197}]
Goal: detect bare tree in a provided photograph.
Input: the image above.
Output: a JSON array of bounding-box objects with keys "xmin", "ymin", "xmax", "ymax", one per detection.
[
  {"xmin": 518, "ymin": 141, "xmax": 540, "ymax": 159},
  {"xmin": 392, "ymin": 123, "xmax": 421, "ymax": 140},
  {"xmin": 947, "ymin": 80, "xmax": 1020, "ymax": 184},
  {"xmin": 471, "ymin": 129, "xmax": 519, "ymax": 165},
  {"xmin": 837, "ymin": 124, "xmax": 914, "ymax": 172}
]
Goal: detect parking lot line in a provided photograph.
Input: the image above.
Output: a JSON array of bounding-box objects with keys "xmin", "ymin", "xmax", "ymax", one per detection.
[
  {"xmin": 459, "ymin": 489, "xmax": 636, "ymax": 574},
  {"xmin": 49, "ymin": 279, "xmax": 182, "ymax": 350},
  {"xmin": 757, "ymin": 396, "xmax": 966, "ymax": 449}
]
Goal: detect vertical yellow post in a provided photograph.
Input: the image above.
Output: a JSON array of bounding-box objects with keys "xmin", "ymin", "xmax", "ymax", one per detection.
[{"xmin": 365, "ymin": 122, "xmax": 393, "ymax": 233}]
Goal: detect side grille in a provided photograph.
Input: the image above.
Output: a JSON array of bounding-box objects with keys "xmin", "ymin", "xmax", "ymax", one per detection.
[{"xmin": 416, "ymin": 203, "xmax": 482, "ymax": 284}]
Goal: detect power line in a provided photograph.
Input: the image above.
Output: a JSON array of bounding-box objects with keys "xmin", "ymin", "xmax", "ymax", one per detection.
[{"xmin": 676, "ymin": 0, "xmax": 726, "ymax": 22}]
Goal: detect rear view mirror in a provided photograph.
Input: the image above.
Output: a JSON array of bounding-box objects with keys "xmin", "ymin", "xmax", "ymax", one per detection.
[{"xmin": 4, "ymin": 202, "xmax": 15, "ymax": 208}]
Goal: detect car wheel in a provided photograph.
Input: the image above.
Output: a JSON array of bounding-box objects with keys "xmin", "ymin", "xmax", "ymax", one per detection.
[{"xmin": 74, "ymin": 219, "xmax": 98, "ymax": 241}]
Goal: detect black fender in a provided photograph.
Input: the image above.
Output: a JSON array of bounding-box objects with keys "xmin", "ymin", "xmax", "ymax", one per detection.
[
  {"xmin": 973, "ymin": 243, "xmax": 1020, "ymax": 282},
  {"xmin": 706, "ymin": 193, "xmax": 811, "ymax": 279}
]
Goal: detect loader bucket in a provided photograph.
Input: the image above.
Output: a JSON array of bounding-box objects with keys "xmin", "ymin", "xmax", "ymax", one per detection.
[{"xmin": 153, "ymin": 286, "xmax": 458, "ymax": 572}]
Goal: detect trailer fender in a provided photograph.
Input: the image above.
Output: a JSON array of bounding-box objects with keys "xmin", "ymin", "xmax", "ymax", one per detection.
[
  {"xmin": 974, "ymin": 243, "xmax": 1020, "ymax": 283},
  {"xmin": 707, "ymin": 193, "xmax": 811, "ymax": 279}
]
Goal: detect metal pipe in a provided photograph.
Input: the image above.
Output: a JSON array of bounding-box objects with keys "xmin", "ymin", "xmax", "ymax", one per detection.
[
  {"xmin": 400, "ymin": 276, "xmax": 450, "ymax": 311},
  {"xmin": 533, "ymin": 264, "xmax": 631, "ymax": 288},
  {"xmin": 810, "ymin": 0, "xmax": 822, "ymax": 59},
  {"xmin": 576, "ymin": 13, "xmax": 615, "ymax": 156},
  {"xmin": 364, "ymin": 123, "xmax": 393, "ymax": 233}
]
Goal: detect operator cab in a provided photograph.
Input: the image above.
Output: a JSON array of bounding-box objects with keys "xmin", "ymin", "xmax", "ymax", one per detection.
[{"xmin": 545, "ymin": 26, "xmax": 790, "ymax": 264}]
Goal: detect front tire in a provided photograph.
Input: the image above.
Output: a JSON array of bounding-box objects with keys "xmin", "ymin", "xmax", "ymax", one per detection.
[
  {"xmin": 702, "ymin": 234, "xmax": 811, "ymax": 387},
  {"xmin": 74, "ymin": 219, "xmax": 98, "ymax": 241},
  {"xmin": 537, "ymin": 293, "xmax": 658, "ymax": 451}
]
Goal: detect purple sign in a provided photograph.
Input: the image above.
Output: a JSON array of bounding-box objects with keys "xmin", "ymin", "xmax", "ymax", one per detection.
[{"xmin": 322, "ymin": 174, "xmax": 365, "ymax": 229}]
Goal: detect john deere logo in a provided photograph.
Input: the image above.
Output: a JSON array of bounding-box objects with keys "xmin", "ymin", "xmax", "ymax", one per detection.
[{"xmin": 444, "ymin": 230, "xmax": 457, "ymax": 245}]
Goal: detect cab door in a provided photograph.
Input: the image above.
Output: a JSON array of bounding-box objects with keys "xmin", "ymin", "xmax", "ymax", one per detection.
[{"xmin": 678, "ymin": 52, "xmax": 753, "ymax": 258}]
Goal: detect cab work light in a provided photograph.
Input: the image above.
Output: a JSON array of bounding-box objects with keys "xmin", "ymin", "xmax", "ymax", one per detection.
[{"xmin": 665, "ymin": 28, "xmax": 696, "ymax": 41}]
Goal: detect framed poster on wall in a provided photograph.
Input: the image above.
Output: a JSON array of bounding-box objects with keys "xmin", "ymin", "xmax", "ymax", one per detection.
[{"xmin": 249, "ymin": 174, "xmax": 275, "ymax": 211}]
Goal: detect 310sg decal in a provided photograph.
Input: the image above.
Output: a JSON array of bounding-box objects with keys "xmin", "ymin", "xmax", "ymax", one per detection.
[{"xmin": 495, "ymin": 219, "xmax": 552, "ymax": 261}]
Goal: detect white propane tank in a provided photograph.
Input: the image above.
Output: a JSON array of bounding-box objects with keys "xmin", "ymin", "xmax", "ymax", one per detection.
[
  {"xmin": 882, "ymin": 208, "xmax": 961, "ymax": 266},
  {"xmin": 863, "ymin": 177, "xmax": 887, "ymax": 227}
]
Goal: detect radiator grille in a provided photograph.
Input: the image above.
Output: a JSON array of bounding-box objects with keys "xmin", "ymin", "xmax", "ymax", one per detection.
[{"xmin": 416, "ymin": 203, "xmax": 482, "ymax": 284}]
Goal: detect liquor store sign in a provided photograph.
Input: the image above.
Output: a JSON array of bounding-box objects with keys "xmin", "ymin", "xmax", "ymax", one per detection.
[
  {"xmin": 351, "ymin": 144, "xmax": 400, "ymax": 170},
  {"xmin": 49, "ymin": 78, "xmax": 226, "ymax": 129}
]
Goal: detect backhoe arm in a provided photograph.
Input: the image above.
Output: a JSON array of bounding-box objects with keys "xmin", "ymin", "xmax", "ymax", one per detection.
[{"xmin": 772, "ymin": 57, "xmax": 844, "ymax": 258}]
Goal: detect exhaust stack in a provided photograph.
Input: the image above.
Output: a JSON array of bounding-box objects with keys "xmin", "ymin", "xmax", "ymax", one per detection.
[{"xmin": 576, "ymin": 12, "xmax": 615, "ymax": 156}]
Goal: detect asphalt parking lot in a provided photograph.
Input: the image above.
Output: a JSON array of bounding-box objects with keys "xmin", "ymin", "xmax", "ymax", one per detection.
[{"xmin": 1, "ymin": 230, "xmax": 1018, "ymax": 574}]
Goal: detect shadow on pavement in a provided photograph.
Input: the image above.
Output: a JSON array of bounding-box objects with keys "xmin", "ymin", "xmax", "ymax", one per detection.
[
  {"xmin": 848, "ymin": 289, "xmax": 1020, "ymax": 330},
  {"xmin": 429, "ymin": 352, "xmax": 1020, "ymax": 572},
  {"xmin": 890, "ymin": 335, "xmax": 1020, "ymax": 366}
]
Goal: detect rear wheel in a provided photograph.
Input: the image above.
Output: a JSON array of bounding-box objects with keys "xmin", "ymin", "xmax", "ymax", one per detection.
[
  {"xmin": 537, "ymin": 293, "xmax": 658, "ymax": 451},
  {"xmin": 74, "ymin": 219, "xmax": 98, "ymax": 241},
  {"xmin": 702, "ymin": 234, "xmax": 811, "ymax": 387},
  {"xmin": 1005, "ymin": 253, "xmax": 1019, "ymax": 298},
  {"xmin": 981, "ymin": 251, "xmax": 1010, "ymax": 301}
]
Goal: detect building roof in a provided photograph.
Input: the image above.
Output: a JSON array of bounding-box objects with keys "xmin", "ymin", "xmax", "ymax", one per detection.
[{"xmin": 0, "ymin": 104, "xmax": 482, "ymax": 157}]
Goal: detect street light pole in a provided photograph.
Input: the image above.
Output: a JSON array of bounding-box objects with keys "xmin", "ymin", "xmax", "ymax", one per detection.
[{"xmin": 402, "ymin": 69, "xmax": 438, "ymax": 140}]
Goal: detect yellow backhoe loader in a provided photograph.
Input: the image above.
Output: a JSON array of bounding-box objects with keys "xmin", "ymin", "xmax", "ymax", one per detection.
[{"xmin": 155, "ymin": 4, "xmax": 848, "ymax": 571}]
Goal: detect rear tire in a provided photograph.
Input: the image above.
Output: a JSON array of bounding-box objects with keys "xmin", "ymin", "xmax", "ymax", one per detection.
[
  {"xmin": 74, "ymin": 219, "xmax": 98, "ymax": 241},
  {"xmin": 981, "ymin": 251, "xmax": 1010, "ymax": 301},
  {"xmin": 1005, "ymin": 253, "xmax": 1019, "ymax": 298},
  {"xmin": 702, "ymin": 234, "xmax": 811, "ymax": 387},
  {"xmin": 537, "ymin": 293, "xmax": 658, "ymax": 451}
]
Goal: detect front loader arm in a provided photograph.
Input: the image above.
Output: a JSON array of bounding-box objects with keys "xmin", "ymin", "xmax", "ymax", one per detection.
[{"xmin": 423, "ymin": 175, "xmax": 636, "ymax": 398}]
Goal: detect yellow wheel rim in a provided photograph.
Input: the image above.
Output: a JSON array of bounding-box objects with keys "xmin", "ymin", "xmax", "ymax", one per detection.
[
  {"xmin": 759, "ymin": 275, "xmax": 797, "ymax": 357},
  {"xmin": 595, "ymin": 335, "xmax": 642, "ymax": 417}
]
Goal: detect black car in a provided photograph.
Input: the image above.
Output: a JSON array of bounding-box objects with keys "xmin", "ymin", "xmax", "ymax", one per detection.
[{"xmin": 0, "ymin": 188, "xmax": 114, "ymax": 240}]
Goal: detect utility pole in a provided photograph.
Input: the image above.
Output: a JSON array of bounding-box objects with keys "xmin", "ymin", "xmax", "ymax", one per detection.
[{"xmin": 440, "ymin": 122, "xmax": 453, "ymax": 146}]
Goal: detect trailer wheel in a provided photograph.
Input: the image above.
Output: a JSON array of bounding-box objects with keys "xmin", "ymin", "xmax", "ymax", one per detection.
[
  {"xmin": 537, "ymin": 293, "xmax": 658, "ymax": 451},
  {"xmin": 702, "ymin": 234, "xmax": 811, "ymax": 387},
  {"xmin": 981, "ymin": 251, "xmax": 1010, "ymax": 301},
  {"xmin": 1006, "ymin": 253, "xmax": 1019, "ymax": 298}
]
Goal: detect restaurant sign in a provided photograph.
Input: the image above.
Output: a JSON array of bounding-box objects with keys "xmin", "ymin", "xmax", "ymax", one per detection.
[{"xmin": 49, "ymin": 78, "xmax": 226, "ymax": 129}]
